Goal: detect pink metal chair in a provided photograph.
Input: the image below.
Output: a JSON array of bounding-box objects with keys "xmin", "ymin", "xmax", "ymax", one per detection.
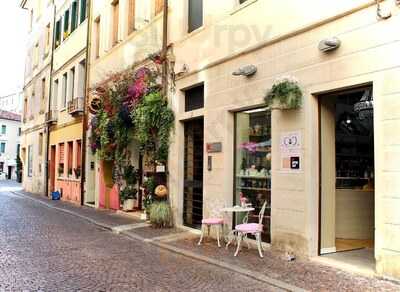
[
  {"xmin": 198, "ymin": 217, "xmax": 224, "ymax": 247},
  {"xmin": 234, "ymin": 201, "xmax": 267, "ymax": 257}
]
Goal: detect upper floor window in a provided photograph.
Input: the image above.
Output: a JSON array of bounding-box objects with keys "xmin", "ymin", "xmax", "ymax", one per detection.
[
  {"xmin": 55, "ymin": 19, "xmax": 61, "ymax": 48},
  {"xmin": 64, "ymin": 9, "xmax": 70, "ymax": 39},
  {"xmin": 33, "ymin": 43, "xmax": 39, "ymax": 68},
  {"xmin": 128, "ymin": 0, "xmax": 136, "ymax": 34},
  {"xmin": 45, "ymin": 23, "xmax": 51, "ymax": 54},
  {"xmin": 80, "ymin": 0, "xmax": 87, "ymax": 24},
  {"xmin": 1, "ymin": 125, "xmax": 6, "ymax": 135},
  {"xmin": 155, "ymin": 0, "xmax": 164, "ymax": 15},
  {"xmin": 62, "ymin": 72, "xmax": 68, "ymax": 108},
  {"xmin": 0, "ymin": 142, "xmax": 5, "ymax": 154},
  {"xmin": 71, "ymin": 1, "xmax": 78, "ymax": 32},
  {"xmin": 94, "ymin": 17, "xmax": 101, "ymax": 59},
  {"xmin": 112, "ymin": 0, "xmax": 120, "ymax": 46},
  {"xmin": 18, "ymin": 128, "xmax": 22, "ymax": 136},
  {"xmin": 188, "ymin": 0, "xmax": 203, "ymax": 33}
]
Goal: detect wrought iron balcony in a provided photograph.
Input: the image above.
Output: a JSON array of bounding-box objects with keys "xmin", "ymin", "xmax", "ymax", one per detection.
[
  {"xmin": 45, "ymin": 110, "xmax": 58, "ymax": 124},
  {"xmin": 67, "ymin": 97, "xmax": 84, "ymax": 116}
]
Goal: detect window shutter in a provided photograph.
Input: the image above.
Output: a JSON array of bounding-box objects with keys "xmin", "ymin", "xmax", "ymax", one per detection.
[
  {"xmin": 59, "ymin": 144, "xmax": 65, "ymax": 163},
  {"xmin": 71, "ymin": 1, "xmax": 78, "ymax": 31},
  {"xmin": 155, "ymin": 0, "xmax": 163, "ymax": 15},
  {"xmin": 80, "ymin": 0, "xmax": 87, "ymax": 24}
]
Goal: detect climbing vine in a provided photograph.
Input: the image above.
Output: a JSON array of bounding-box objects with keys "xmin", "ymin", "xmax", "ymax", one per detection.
[{"xmin": 89, "ymin": 59, "xmax": 174, "ymax": 195}]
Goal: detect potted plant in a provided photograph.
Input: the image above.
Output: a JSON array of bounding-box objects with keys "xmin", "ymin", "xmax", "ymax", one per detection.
[
  {"xmin": 265, "ymin": 76, "xmax": 303, "ymax": 110},
  {"xmin": 74, "ymin": 167, "xmax": 81, "ymax": 178},
  {"xmin": 149, "ymin": 201, "xmax": 172, "ymax": 228},
  {"xmin": 142, "ymin": 176, "xmax": 156, "ymax": 219},
  {"xmin": 58, "ymin": 164, "xmax": 64, "ymax": 176},
  {"xmin": 120, "ymin": 165, "xmax": 138, "ymax": 211},
  {"xmin": 120, "ymin": 185, "xmax": 137, "ymax": 211}
]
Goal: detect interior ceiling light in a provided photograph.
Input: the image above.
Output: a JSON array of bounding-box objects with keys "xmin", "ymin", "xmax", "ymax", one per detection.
[{"xmin": 354, "ymin": 89, "xmax": 374, "ymax": 120}]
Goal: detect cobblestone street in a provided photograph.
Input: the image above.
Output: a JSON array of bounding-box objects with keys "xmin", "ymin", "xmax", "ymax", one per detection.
[{"xmin": 0, "ymin": 181, "xmax": 278, "ymax": 292}]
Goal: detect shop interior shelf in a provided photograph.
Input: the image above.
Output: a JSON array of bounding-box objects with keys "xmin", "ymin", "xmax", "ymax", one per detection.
[{"xmin": 236, "ymin": 187, "xmax": 271, "ymax": 191}]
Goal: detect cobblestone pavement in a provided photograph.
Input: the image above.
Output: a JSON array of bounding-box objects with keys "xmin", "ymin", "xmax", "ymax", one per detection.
[
  {"xmin": 169, "ymin": 238, "xmax": 400, "ymax": 292},
  {"xmin": 0, "ymin": 181, "xmax": 279, "ymax": 292}
]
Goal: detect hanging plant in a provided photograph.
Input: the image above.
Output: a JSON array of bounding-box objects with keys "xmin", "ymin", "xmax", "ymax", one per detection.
[
  {"xmin": 132, "ymin": 91, "xmax": 175, "ymax": 164},
  {"xmin": 265, "ymin": 76, "xmax": 302, "ymax": 110}
]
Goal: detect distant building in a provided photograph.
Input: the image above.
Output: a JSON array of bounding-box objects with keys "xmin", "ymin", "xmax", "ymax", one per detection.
[
  {"xmin": 0, "ymin": 92, "xmax": 23, "ymax": 114},
  {"xmin": 0, "ymin": 110, "xmax": 21, "ymax": 180}
]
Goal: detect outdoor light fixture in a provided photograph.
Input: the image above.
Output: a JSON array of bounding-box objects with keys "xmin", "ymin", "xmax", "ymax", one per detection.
[
  {"xmin": 232, "ymin": 65, "xmax": 257, "ymax": 77},
  {"xmin": 318, "ymin": 37, "xmax": 341, "ymax": 52}
]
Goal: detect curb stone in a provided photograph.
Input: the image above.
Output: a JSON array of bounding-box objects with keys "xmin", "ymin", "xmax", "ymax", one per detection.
[{"xmin": 12, "ymin": 190, "xmax": 307, "ymax": 292}]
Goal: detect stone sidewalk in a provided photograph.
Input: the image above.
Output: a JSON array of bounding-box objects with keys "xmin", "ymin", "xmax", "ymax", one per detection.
[{"xmin": 13, "ymin": 189, "xmax": 400, "ymax": 292}]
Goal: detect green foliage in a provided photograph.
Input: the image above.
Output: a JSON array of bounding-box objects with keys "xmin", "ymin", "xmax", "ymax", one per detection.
[
  {"xmin": 265, "ymin": 78, "xmax": 302, "ymax": 109},
  {"xmin": 133, "ymin": 92, "xmax": 175, "ymax": 163},
  {"xmin": 120, "ymin": 185, "xmax": 138, "ymax": 202},
  {"xmin": 149, "ymin": 201, "xmax": 172, "ymax": 228},
  {"xmin": 142, "ymin": 177, "xmax": 156, "ymax": 210}
]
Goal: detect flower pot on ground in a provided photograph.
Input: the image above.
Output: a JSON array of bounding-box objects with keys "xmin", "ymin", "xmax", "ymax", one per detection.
[
  {"xmin": 265, "ymin": 76, "xmax": 303, "ymax": 110},
  {"xmin": 120, "ymin": 186, "xmax": 137, "ymax": 211},
  {"xmin": 149, "ymin": 201, "xmax": 172, "ymax": 228},
  {"xmin": 123, "ymin": 199, "xmax": 135, "ymax": 211}
]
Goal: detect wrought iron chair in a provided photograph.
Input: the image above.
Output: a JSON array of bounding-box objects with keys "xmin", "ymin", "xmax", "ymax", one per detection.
[{"xmin": 233, "ymin": 201, "xmax": 267, "ymax": 258}]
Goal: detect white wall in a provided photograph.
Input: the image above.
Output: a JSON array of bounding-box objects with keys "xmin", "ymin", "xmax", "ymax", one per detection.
[{"xmin": 0, "ymin": 119, "xmax": 21, "ymax": 180}]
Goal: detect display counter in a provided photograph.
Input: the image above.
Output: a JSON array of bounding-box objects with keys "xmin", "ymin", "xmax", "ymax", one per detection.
[{"xmin": 335, "ymin": 189, "xmax": 374, "ymax": 240}]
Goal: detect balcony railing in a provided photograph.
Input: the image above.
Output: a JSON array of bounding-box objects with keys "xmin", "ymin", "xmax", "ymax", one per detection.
[
  {"xmin": 67, "ymin": 97, "xmax": 84, "ymax": 116},
  {"xmin": 45, "ymin": 110, "xmax": 58, "ymax": 124}
]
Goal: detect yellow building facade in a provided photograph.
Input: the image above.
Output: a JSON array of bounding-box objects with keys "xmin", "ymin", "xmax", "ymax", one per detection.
[{"xmin": 47, "ymin": 0, "xmax": 88, "ymax": 204}]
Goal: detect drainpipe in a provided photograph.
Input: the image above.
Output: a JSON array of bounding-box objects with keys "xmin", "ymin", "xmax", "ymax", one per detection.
[
  {"xmin": 45, "ymin": 1, "xmax": 57, "ymax": 198},
  {"xmin": 80, "ymin": 0, "xmax": 92, "ymax": 206},
  {"xmin": 161, "ymin": 0, "xmax": 168, "ymax": 98}
]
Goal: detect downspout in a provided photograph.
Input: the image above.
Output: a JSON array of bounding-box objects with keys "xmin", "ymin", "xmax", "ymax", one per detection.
[
  {"xmin": 45, "ymin": 1, "xmax": 57, "ymax": 197},
  {"xmin": 161, "ymin": 0, "xmax": 168, "ymax": 98},
  {"xmin": 80, "ymin": 0, "xmax": 92, "ymax": 206}
]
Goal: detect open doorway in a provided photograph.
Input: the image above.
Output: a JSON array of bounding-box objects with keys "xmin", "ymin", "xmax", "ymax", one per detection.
[{"xmin": 319, "ymin": 86, "xmax": 375, "ymax": 271}]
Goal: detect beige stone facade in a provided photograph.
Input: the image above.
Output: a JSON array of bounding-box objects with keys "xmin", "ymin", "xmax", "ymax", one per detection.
[
  {"xmin": 82, "ymin": 0, "xmax": 400, "ymax": 279},
  {"xmin": 165, "ymin": 0, "xmax": 400, "ymax": 280}
]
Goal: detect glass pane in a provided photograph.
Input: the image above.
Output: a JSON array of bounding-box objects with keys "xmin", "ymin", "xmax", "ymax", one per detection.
[{"xmin": 235, "ymin": 108, "xmax": 271, "ymax": 243}]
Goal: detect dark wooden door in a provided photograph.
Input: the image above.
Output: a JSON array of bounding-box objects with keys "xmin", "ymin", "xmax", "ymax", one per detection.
[{"xmin": 183, "ymin": 118, "xmax": 204, "ymax": 228}]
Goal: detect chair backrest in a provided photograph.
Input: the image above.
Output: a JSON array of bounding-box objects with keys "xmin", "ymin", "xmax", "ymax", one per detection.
[{"xmin": 258, "ymin": 201, "xmax": 268, "ymax": 225}]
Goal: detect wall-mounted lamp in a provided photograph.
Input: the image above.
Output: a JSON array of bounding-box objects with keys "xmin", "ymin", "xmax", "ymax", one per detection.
[
  {"xmin": 318, "ymin": 37, "xmax": 341, "ymax": 52},
  {"xmin": 232, "ymin": 65, "xmax": 257, "ymax": 77}
]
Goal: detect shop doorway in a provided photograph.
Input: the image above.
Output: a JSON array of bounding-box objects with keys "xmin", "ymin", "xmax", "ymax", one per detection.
[
  {"xmin": 7, "ymin": 166, "xmax": 12, "ymax": 180},
  {"xmin": 183, "ymin": 118, "xmax": 204, "ymax": 229},
  {"xmin": 319, "ymin": 86, "xmax": 375, "ymax": 271}
]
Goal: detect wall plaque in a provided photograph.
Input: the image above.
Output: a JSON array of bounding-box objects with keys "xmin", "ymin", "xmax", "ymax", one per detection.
[{"xmin": 206, "ymin": 142, "xmax": 222, "ymax": 153}]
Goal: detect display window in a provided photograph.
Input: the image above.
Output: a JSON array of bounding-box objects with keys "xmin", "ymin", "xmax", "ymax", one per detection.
[{"xmin": 235, "ymin": 108, "xmax": 271, "ymax": 243}]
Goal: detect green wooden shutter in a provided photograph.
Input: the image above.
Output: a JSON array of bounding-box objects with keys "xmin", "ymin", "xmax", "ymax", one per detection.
[
  {"xmin": 71, "ymin": 1, "xmax": 78, "ymax": 32},
  {"xmin": 80, "ymin": 0, "xmax": 87, "ymax": 24},
  {"xmin": 64, "ymin": 10, "xmax": 70, "ymax": 34}
]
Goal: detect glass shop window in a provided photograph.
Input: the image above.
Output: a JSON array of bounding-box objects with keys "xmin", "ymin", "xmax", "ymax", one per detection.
[{"xmin": 235, "ymin": 108, "xmax": 271, "ymax": 243}]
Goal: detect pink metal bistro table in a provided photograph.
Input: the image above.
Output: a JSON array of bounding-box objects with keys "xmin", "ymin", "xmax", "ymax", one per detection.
[{"xmin": 220, "ymin": 206, "xmax": 255, "ymax": 248}]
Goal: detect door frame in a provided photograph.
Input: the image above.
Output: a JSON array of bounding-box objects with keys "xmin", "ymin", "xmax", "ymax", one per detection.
[{"xmin": 317, "ymin": 83, "xmax": 375, "ymax": 256}]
